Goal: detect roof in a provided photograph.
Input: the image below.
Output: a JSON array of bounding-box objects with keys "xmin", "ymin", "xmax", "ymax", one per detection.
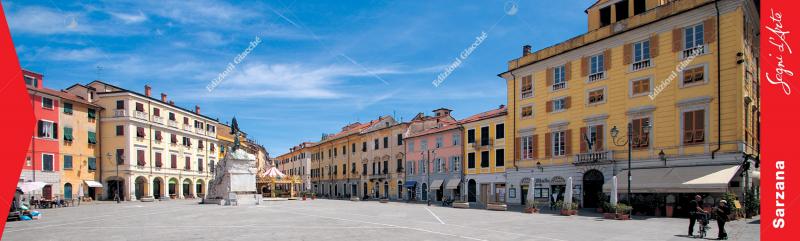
[
  {"xmin": 87, "ymin": 80, "xmax": 221, "ymax": 122},
  {"xmin": 459, "ymin": 105, "xmax": 507, "ymax": 125},
  {"xmin": 315, "ymin": 118, "xmax": 382, "ymax": 145},
  {"xmin": 406, "ymin": 120, "xmax": 460, "ymax": 138},
  {"xmin": 28, "ymin": 86, "xmax": 102, "ymax": 108}
]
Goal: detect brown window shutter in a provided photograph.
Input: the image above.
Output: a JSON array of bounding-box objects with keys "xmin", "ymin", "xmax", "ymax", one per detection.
[
  {"xmin": 532, "ymin": 134, "xmax": 539, "ymax": 159},
  {"xmin": 704, "ymin": 17, "xmax": 716, "ymax": 43},
  {"xmin": 603, "ymin": 49, "xmax": 611, "ymax": 70},
  {"xmin": 650, "ymin": 34, "xmax": 659, "ymax": 58},
  {"xmin": 632, "ymin": 119, "xmax": 641, "ymax": 146},
  {"xmin": 580, "ymin": 127, "xmax": 588, "ymax": 153},
  {"xmin": 695, "ymin": 110, "xmax": 705, "ymax": 142},
  {"xmin": 596, "ymin": 125, "xmax": 604, "ymax": 151},
  {"xmin": 683, "ymin": 111, "xmax": 694, "ymax": 144},
  {"xmin": 564, "ymin": 62, "xmax": 572, "ymax": 81},
  {"xmin": 514, "ymin": 137, "xmax": 521, "ymax": 161},
  {"xmin": 544, "ymin": 132, "xmax": 552, "ymax": 158},
  {"xmin": 564, "ymin": 97, "xmax": 572, "ymax": 109},
  {"xmin": 565, "ymin": 129, "xmax": 573, "ymax": 155},
  {"xmin": 623, "ymin": 43, "xmax": 632, "ymax": 65},
  {"xmin": 581, "ymin": 56, "xmax": 589, "ymax": 76},
  {"xmin": 546, "ymin": 67, "xmax": 554, "ymax": 86},
  {"xmin": 546, "ymin": 101, "xmax": 553, "ymax": 112},
  {"xmin": 672, "ymin": 28, "xmax": 683, "ymax": 52},
  {"xmin": 641, "ymin": 118, "xmax": 649, "ymax": 147}
]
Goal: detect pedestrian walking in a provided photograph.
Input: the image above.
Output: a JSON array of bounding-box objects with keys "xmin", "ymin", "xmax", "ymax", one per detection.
[
  {"xmin": 714, "ymin": 200, "xmax": 732, "ymax": 240},
  {"xmin": 688, "ymin": 195, "xmax": 706, "ymax": 236}
]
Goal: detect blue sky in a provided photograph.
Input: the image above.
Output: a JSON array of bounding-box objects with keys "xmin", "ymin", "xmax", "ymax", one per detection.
[{"xmin": 5, "ymin": 0, "xmax": 593, "ymax": 156}]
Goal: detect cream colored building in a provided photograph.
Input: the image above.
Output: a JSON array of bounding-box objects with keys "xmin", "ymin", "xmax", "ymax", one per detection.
[{"xmin": 67, "ymin": 82, "xmax": 220, "ymax": 201}]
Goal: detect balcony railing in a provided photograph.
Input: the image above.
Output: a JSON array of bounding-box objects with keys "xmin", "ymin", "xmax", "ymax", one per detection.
[
  {"xmin": 631, "ymin": 59, "xmax": 651, "ymax": 71},
  {"xmin": 168, "ymin": 120, "xmax": 178, "ymax": 128},
  {"xmin": 114, "ymin": 109, "xmax": 127, "ymax": 117},
  {"xmin": 195, "ymin": 128, "xmax": 204, "ymax": 134},
  {"xmin": 134, "ymin": 111, "xmax": 148, "ymax": 120},
  {"xmin": 472, "ymin": 139, "xmax": 493, "ymax": 149},
  {"xmin": 183, "ymin": 124, "xmax": 192, "ymax": 131},
  {"xmin": 682, "ymin": 45, "xmax": 707, "ymax": 59},
  {"xmin": 573, "ymin": 150, "xmax": 614, "ymax": 165},
  {"xmin": 588, "ymin": 71, "xmax": 605, "ymax": 82},
  {"xmin": 551, "ymin": 81, "xmax": 567, "ymax": 91},
  {"xmin": 152, "ymin": 115, "xmax": 164, "ymax": 124}
]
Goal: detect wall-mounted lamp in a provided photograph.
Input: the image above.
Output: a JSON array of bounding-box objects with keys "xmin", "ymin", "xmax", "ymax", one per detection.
[{"xmin": 536, "ymin": 161, "xmax": 543, "ymax": 172}]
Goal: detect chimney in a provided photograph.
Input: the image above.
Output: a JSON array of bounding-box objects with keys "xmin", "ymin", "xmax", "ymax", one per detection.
[
  {"xmin": 169, "ymin": 100, "xmax": 175, "ymax": 105},
  {"xmin": 523, "ymin": 45, "xmax": 532, "ymax": 57},
  {"xmin": 144, "ymin": 85, "xmax": 152, "ymax": 97},
  {"xmin": 499, "ymin": 104, "xmax": 506, "ymax": 109},
  {"xmin": 195, "ymin": 105, "xmax": 200, "ymax": 114},
  {"xmin": 161, "ymin": 93, "xmax": 167, "ymax": 102}
]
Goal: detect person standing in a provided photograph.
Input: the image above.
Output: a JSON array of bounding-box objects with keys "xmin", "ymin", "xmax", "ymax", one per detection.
[
  {"xmin": 714, "ymin": 200, "xmax": 732, "ymax": 240},
  {"xmin": 688, "ymin": 195, "xmax": 706, "ymax": 236}
]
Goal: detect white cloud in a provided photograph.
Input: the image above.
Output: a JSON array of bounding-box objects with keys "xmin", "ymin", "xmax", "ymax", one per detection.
[
  {"xmin": 36, "ymin": 47, "xmax": 108, "ymax": 61},
  {"xmin": 7, "ymin": 6, "xmax": 90, "ymax": 35},
  {"xmin": 108, "ymin": 10, "xmax": 147, "ymax": 24}
]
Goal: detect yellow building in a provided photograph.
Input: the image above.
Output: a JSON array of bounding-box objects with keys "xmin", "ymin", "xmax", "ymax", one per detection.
[
  {"xmin": 56, "ymin": 89, "xmax": 104, "ymax": 201},
  {"xmin": 499, "ymin": 0, "xmax": 759, "ymax": 213},
  {"xmin": 460, "ymin": 105, "xmax": 508, "ymax": 205},
  {"xmin": 358, "ymin": 117, "xmax": 408, "ymax": 200},
  {"xmin": 67, "ymin": 82, "xmax": 221, "ymax": 201}
]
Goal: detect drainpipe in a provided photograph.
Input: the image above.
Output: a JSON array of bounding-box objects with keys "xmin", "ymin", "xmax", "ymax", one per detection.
[
  {"xmin": 711, "ymin": 0, "xmax": 722, "ymax": 159},
  {"xmin": 510, "ymin": 71, "xmax": 518, "ymax": 171}
]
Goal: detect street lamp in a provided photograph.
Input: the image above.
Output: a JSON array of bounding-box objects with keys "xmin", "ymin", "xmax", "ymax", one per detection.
[
  {"xmin": 610, "ymin": 122, "xmax": 651, "ymax": 205},
  {"xmin": 423, "ymin": 149, "xmax": 436, "ymax": 206},
  {"xmin": 107, "ymin": 152, "xmax": 121, "ymax": 203}
]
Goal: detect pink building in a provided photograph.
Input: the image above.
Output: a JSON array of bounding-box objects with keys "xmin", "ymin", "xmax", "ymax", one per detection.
[{"xmin": 403, "ymin": 108, "xmax": 463, "ymax": 202}]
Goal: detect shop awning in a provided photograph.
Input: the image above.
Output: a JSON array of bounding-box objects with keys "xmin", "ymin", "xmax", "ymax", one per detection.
[
  {"xmin": 430, "ymin": 179, "xmax": 444, "ymax": 190},
  {"xmin": 445, "ymin": 178, "xmax": 461, "ymax": 189},
  {"xmin": 404, "ymin": 181, "xmax": 417, "ymax": 188},
  {"xmin": 85, "ymin": 180, "xmax": 103, "ymax": 188},
  {"xmin": 602, "ymin": 165, "xmax": 741, "ymax": 193}
]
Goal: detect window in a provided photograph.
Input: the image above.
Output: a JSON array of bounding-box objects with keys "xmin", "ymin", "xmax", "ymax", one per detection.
[
  {"xmin": 683, "ymin": 109, "xmax": 705, "ymax": 144},
  {"xmin": 352, "ymin": 143, "xmax": 356, "ymax": 153},
  {"xmin": 135, "ymin": 102, "xmax": 144, "ymax": 112},
  {"xmin": 521, "ymin": 105, "xmax": 533, "ymax": 118},
  {"xmin": 552, "ymin": 131, "xmax": 566, "ymax": 157},
  {"xmin": 467, "ymin": 129, "xmax": 475, "ymax": 143},
  {"xmin": 588, "ymin": 88, "xmax": 605, "ymax": 105},
  {"xmin": 154, "ymin": 130, "xmax": 162, "ymax": 141},
  {"xmin": 684, "ymin": 24, "xmax": 704, "ymax": 50},
  {"xmin": 116, "ymin": 100, "xmax": 124, "ymax": 110},
  {"xmin": 183, "ymin": 117, "xmax": 189, "ymax": 125},
  {"xmin": 452, "ymin": 133, "xmax": 460, "ymax": 146},
  {"xmin": 88, "ymin": 108, "xmax": 96, "ymax": 120},
  {"xmin": 116, "ymin": 149, "xmax": 124, "ymax": 165},
  {"xmin": 42, "ymin": 154, "xmax": 54, "ymax": 171},
  {"xmin": 374, "ymin": 139, "xmax": 379, "ymax": 150},
  {"xmin": 599, "ymin": 6, "xmax": 611, "ymax": 27},
  {"xmin": 553, "ymin": 65, "xmax": 566, "ymax": 90},
  {"xmin": 42, "ymin": 97, "xmax": 53, "ymax": 109},
  {"xmin": 171, "ymin": 154, "xmax": 177, "ymax": 168},
  {"xmin": 631, "ymin": 78, "xmax": 651, "ymax": 96},
  {"xmin": 64, "ymin": 155, "xmax": 73, "ymax": 170},
  {"xmin": 396, "ymin": 159, "xmax": 403, "ymax": 171},
  {"xmin": 480, "ymin": 126, "xmax": 489, "ymax": 146},
  {"xmin": 682, "ymin": 66, "xmax": 705, "ymax": 85},
  {"xmin": 63, "ymin": 127, "xmax": 73, "ymax": 142},
  {"xmin": 633, "ymin": 0, "xmax": 646, "ymax": 15},
  {"xmin": 137, "ymin": 149, "xmax": 146, "ymax": 166},
  {"xmin": 495, "ymin": 149, "xmax": 505, "ymax": 167},
  {"xmin": 633, "ymin": 40, "xmax": 651, "ymax": 63},
  {"xmin": 169, "ymin": 112, "xmax": 176, "ymax": 121},
  {"xmin": 590, "ymin": 54, "xmax": 604, "ymax": 75},
  {"xmin": 631, "ymin": 118, "xmax": 650, "ymax": 148},
  {"xmin": 480, "ymin": 151, "xmax": 489, "ymax": 168},
  {"xmin": 362, "ymin": 142, "xmax": 367, "ymax": 152},
  {"xmin": 496, "ymin": 124, "xmax": 505, "ymax": 139},
  {"xmin": 24, "ymin": 75, "xmax": 37, "ymax": 87},
  {"xmin": 26, "ymin": 156, "xmax": 31, "ymax": 166},
  {"xmin": 198, "ymin": 159, "xmax": 204, "ymax": 172},
  {"xmin": 521, "ymin": 135, "xmax": 535, "ymax": 160},
  {"xmin": 155, "ymin": 152, "xmax": 163, "ymax": 168},
  {"xmin": 88, "ymin": 157, "xmax": 97, "ymax": 171},
  {"xmin": 185, "ymin": 156, "xmax": 191, "ymax": 170},
  {"xmin": 553, "ymin": 98, "xmax": 567, "ymax": 112},
  {"xmin": 436, "ymin": 136, "xmax": 443, "ymax": 148},
  {"xmin": 420, "ymin": 140, "xmax": 428, "ymax": 151},
  {"xmin": 467, "ymin": 152, "xmax": 476, "ymax": 169},
  {"xmin": 153, "ymin": 108, "xmax": 160, "ymax": 117},
  {"xmin": 116, "ymin": 125, "xmax": 124, "ymax": 136},
  {"xmin": 615, "ymin": 0, "xmax": 629, "ymax": 21},
  {"xmin": 63, "ymin": 102, "xmax": 73, "ymax": 114},
  {"xmin": 136, "ymin": 127, "xmax": 146, "ymax": 138},
  {"xmin": 408, "ymin": 141, "xmax": 415, "ymax": 152},
  {"xmin": 37, "ymin": 120, "xmax": 56, "ymax": 139},
  {"xmin": 383, "ymin": 137, "xmax": 389, "ymax": 148},
  {"xmin": 170, "ymin": 134, "xmax": 178, "ymax": 144},
  {"xmin": 397, "ymin": 134, "xmax": 403, "ymax": 145},
  {"xmin": 521, "ymin": 75, "xmax": 533, "ymax": 98},
  {"xmin": 452, "ymin": 156, "xmax": 461, "ymax": 172}
]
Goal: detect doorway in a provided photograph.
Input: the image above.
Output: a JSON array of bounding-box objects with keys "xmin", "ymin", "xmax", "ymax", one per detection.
[
  {"xmin": 480, "ymin": 183, "xmax": 489, "ymax": 204},
  {"xmin": 467, "ymin": 179, "xmax": 476, "ymax": 202},
  {"xmin": 521, "ymin": 184, "xmax": 529, "ymax": 206},
  {"xmin": 583, "ymin": 169, "xmax": 605, "ymax": 208},
  {"xmin": 153, "ymin": 178, "xmax": 162, "ymax": 199},
  {"xmin": 64, "ymin": 183, "xmax": 73, "ymax": 200},
  {"xmin": 107, "ymin": 180, "xmax": 123, "ymax": 201},
  {"xmin": 42, "ymin": 185, "xmax": 52, "ymax": 200}
]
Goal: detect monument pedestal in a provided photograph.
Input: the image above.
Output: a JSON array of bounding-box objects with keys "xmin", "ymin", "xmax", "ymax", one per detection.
[{"xmin": 203, "ymin": 149, "xmax": 259, "ymax": 206}]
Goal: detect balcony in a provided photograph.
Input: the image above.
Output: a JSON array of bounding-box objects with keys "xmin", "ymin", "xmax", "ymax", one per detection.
[
  {"xmin": 168, "ymin": 120, "xmax": 178, "ymax": 128},
  {"xmin": 682, "ymin": 44, "xmax": 707, "ymax": 59},
  {"xmin": 631, "ymin": 59, "xmax": 652, "ymax": 71},
  {"xmin": 134, "ymin": 111, "xmax": 148, "ymax": 120},
  {"xmin": 183, "ymin": 124, "xmax": 192, "ymax": 131},
  {"xmin": 551, "ymin": 81, "xmax": 567, "ymax": 91},
  {"xmin": 472, "ymin": 139, "xmax": 493, "ymax": 149},
  {"xmin": 152, "ymin": 115, "xmax": 164, "ymax": 124},
  {"xmin": 573, "ymin": 150, "xmax": 614, "ymax": 165},
  {"xmin": 114, "ymin": 109, "xmax": 127, "ymax": 117},
  {"xmin": 588, "ymin": 71, "xmax": 605, "ymax": 82},
  {"xmin": 195, "ymin": 128, "xmax": 204, "ymax": 134}
]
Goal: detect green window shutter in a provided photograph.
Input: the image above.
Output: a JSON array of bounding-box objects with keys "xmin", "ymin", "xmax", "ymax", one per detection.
[
  {"xmin": 88, "ymin": 131, "xmax": 97, "ymax": 144},
  {"xmin": 63, "ymin": 102, "xmax": 73, "ymax": 114},
  {"xmin": 64, "ymin": 155, "xmax": 73, "ymax": 169},
  {"xmin": 88, "ymin": 109, "xmax": 96, "ymax": 119},
  {"xmin": 88, "ymin": 157, "xmax": 97, "ymax": 170},
  {"xmin": 64, "ymin": 127, "xmax": 73, "ymax": 141}
]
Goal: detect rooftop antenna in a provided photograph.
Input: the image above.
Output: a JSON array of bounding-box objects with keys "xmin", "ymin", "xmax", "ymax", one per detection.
[{"xmin": 95, "ymin": 65, "xmax": 104, "ymax": 80}]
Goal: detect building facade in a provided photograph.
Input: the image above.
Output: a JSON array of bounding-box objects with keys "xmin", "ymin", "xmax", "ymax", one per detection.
[
  {"xmin": 404, "ymin": 108, "xmax": 462, "ymax": 203},
  {"xmin": 67, "ymin": 82, "xmax": 220, "ymax": 201},
  {"xmin": 499, "ymin": 0, "xmax": 760, "ymax": 215},
  {"xmin": 275, "ymin": 142, "xmax": 313, "ymax": 192},
  {"xmin": 359, "ymin": 116, "xmax": 408, "ymax": 200},
  {"xmin": 461, "ymin": 105, "xmax": 508, "ymax": 206},
  {"xmin": 21, "ymin": 69, "xmax": 63, "ymax": 200},
  {"xmin": 56, "ymin": 85, "xmax": 103, "ymax": 201}
]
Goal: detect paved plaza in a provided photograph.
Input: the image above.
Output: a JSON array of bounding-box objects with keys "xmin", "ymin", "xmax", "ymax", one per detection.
[{"xmin": 4, "ymin": 199, "xmax": 758, "ymax": 241}]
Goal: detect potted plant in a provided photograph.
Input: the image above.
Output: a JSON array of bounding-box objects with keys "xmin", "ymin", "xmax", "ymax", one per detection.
[
  {"xmin": 311, "ymin": 192, "xmax": 316, "ymax": 200},
  {"xmin": 557, "ymin": 201, "xmax": 578, "ymax": 216},
  {"xmin": 596, "ymin": 193, "xmax": 609, "ymax": 213},
  {"xmin": 602, "ymin": 202, "xmax": 617, "ymax": 219},
  {"xmin": 665, "ymin": 194, "xmax": 676, "ymax": 217},
  {"xmin": 524, "ymin": 201, "xmax": 539, "ymax": 213},
  {"xmin": 615, "ymin": 203, "xmax": 632, "ymax": 220}
]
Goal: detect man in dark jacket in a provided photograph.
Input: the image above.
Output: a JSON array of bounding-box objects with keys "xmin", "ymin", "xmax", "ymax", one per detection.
[
  {"xmin": 688, "ymin": 195, "xmax": 706, "ymax": 236},
  {"xmin": 714, "ymin": 200, "xmax": 732, "ymax": 240}
]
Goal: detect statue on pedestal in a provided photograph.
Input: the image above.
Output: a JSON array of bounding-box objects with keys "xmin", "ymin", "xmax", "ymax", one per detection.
[{"xmin": 203, "ymin": 117, "xmax": 260, "ymax": 206}]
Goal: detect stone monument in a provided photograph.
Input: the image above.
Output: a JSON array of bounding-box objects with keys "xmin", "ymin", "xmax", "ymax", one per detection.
[{"xmin": 203, "ymin": 117, "xmax": 261, "ymax": 205}]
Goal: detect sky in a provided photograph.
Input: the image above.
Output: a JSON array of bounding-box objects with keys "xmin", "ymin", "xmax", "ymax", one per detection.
[{"xmin": 5, "ymin": 0, "xmax": 593, "ymax": 156}]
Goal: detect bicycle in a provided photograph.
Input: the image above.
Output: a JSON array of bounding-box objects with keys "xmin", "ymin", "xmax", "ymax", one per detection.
[{"xmin": 695, "ymin": 212, "xmax": 711, "ymax": 239}]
